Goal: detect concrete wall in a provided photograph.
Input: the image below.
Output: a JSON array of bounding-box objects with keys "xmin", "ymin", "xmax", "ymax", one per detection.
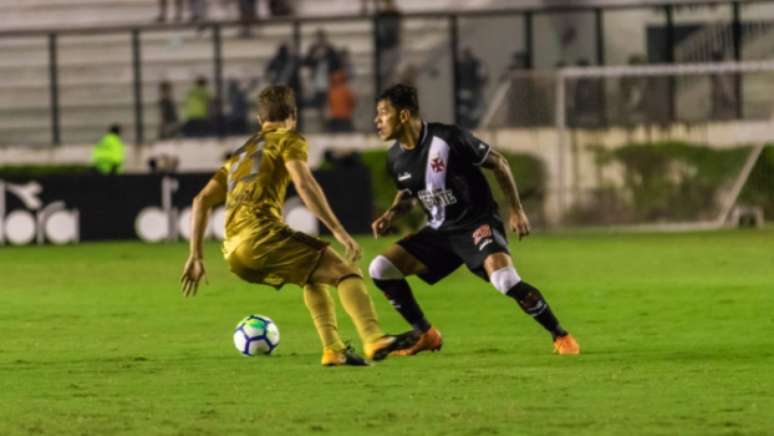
[{"xmin": 3, "ymin": 119, "xmax": 772, "ymax": 225}]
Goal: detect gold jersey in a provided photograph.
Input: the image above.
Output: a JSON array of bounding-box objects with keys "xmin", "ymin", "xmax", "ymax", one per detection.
[{"xmin": 213, "ymin": 126, "xmax": 308, "ymax": 258}]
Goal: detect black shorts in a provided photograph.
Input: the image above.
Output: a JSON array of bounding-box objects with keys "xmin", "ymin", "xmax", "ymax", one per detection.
[{"xmin": 397, "ymin": 216, "xmax": 510, "ymax": 284}]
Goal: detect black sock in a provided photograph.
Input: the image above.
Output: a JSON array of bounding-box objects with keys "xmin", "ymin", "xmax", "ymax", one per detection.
[
  {"xmin": 506, "ymin": 281, "xmax": 567, "ymax": 339},
  {"xmin": 372, "ymin": 278, "xmax": 431, "ymax": 333}
]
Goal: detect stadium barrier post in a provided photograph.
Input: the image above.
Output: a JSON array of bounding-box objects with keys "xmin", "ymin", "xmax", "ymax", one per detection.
[
  {"xmin": 131, "ymin": 28, "xmax": 145, "ymax": 146},
  {"xmin": 449, "ymin": 14, "xmax": 460, "ymax": 126},
  {"xmin": 47, "ymin": 33, "xmax": 60, "ymax": 146},
  {"xmin": 212, "ymin": 24, "xmax": 224, "ymax": 138}
]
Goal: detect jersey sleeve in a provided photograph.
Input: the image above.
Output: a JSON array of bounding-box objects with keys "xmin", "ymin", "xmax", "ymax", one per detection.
[
  {"xmin": 280, "ymin": 134, "xmax": 308, "ymax": 162},
  {"xmin": 385, "ymin": 148, "xmax": 410, "ymax": 193},
  {"xmin": 454, "ymin": 127, "xmax": 491, "ymax": 166}
]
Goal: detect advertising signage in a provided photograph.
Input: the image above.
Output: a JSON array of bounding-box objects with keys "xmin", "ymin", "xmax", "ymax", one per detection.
[{"xmin": 0, "ymin": 167, "xmax": 371, "ymax": 245}]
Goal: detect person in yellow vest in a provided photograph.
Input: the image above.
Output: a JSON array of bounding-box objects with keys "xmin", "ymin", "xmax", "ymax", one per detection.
[
  {"xmin": 182, "ymin": 76, "xmax": 213, "ymax": 137},
  {"xmin": 91, "ymin": 124, "xmax": 125, "ymax": 174}
]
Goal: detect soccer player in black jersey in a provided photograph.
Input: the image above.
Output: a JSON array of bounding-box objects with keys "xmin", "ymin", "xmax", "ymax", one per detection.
[{"xmin": 368, "ymin": 84, "xmax": 580, "ymax": 355}]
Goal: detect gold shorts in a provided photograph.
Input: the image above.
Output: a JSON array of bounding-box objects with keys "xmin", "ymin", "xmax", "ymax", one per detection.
[{"xmin": 226, "ymin": 225, "xmax": 328, "ymax": 289}]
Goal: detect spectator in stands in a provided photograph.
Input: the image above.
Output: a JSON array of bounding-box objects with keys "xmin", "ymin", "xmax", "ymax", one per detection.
[
  {"xmin": 182, "ymin": 76, "xmax": 213, "ymax": 137},
  {"xmin": 457, "ymin": 47, "xmax": 488, "ymax": 129},
  {"xmin": 618, "ymin": 55, "xmax": 646, "ymax": 126},
  {"xmin": 158, "ymin": 81, "xmax": 179, "ymax": 139},
  {"xmin": 304, "ymin": 29, "xmax": 340, "ymax": 124},
  {"xmin": 238, "ymin": 0, "xmax": 257, "ymax": 38},
  {"xmin": 91, "ymin": 124, "xmax": 125, "ymax": 175},
  {"xmin": 268, "ymin": 0, "xmax": 293, "ymax": 16},
  {"xmin": 156, "ymin": 0, "xmax": 183, "ymax": 22},
  {"xmin": 327, "ymin": 70, "xmax": 356, "ymax": 132},
  {"xmin": 265, "ymin": 43, "xmax": 303, "ymax": 116},
  {"xmin": 710, "ymin": 50, "xmax": 736, "ymax": 120},
  {"xmin": 189, "ymin": 0, "xmax": 207, "ymax": 22},
  {"xmin": 266, "ymin": 43, "xmax": 296, "ymax": 86},
  {"xmin": 375, "ymin": 0, "xmax": 402, "ymax": 86},
  {"xmin": 225, "ymin": 79, "xmax": 249, "ymax": 134}
]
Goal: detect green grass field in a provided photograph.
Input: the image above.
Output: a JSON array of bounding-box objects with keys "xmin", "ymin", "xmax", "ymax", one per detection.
[{"xmin": 1, "ymin": 229, "xmax": 773, "ymax": 436}]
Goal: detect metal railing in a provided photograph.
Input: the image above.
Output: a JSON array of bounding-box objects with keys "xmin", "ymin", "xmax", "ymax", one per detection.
[{"xmin": 0, "ymin": 0, "xmax": 773, "ymax": 147}]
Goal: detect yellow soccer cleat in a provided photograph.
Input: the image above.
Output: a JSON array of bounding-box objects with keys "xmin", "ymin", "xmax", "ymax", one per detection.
[
  {"xmin": 364, "ymin": 331, "xmax": 420, "ymax": 361},
  {"xmin": 391, "ymin": 327, "xmax": 443, "ymax": 357},
  {"xmin": 553, "ymin": 334, "xmax": 580, "ymax": 355},
  {"xmin": 321, "ymin": 345, "xmax": 370, "ymax": 367}
]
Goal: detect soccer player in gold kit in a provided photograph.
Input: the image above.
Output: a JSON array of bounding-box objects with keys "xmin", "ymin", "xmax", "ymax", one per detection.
[{"xmin": 180, "ymin": 85, "xmax": 415, "ymax": 366}]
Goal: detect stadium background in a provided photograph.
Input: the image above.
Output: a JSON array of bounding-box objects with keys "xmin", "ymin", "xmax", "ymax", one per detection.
[
  {"xmin": 1, "ymin": 1, "xmax": 773, "ymax": 435},
  {"xmin": 1, "ymin": 0, "xmax": 773, "ymax": 244}
]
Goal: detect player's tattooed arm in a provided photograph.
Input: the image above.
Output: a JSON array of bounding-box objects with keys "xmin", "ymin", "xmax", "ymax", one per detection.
[
  {"xmin": 387, "ymin": 189, "xmax": 416, "ymax": 217},
  {"xmin": 372, "ymin": 189, "xmax": 415, "ymax": 238},
  {"xmin": 482, "ymin": 148, "xmax": 531, "ymax": 239}
]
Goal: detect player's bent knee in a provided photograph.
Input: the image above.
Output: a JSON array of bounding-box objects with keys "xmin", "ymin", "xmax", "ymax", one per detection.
[
  {"xmin": 368, "ymin": 255, "xmax": 405, "ymax": 281},
  {"xmin": 490, "ymin": 266, "xmax": 521, "ymax": 295}
]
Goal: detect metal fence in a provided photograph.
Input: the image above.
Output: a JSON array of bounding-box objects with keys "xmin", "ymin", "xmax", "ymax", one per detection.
[{"xmin": 1, "ymin": 0, "xmax": 773, "ymax": 146}]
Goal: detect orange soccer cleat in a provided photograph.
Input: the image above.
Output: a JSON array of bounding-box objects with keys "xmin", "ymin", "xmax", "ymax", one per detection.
[
  {"xmin": 553, "ymin": 334, "xmax": 580, "ymax": 355},
  {"xmin": 391, "ymin": 327, "xmax": 443, "ymax": 356},
  {"xmin": 364, "ymin": 331, "xmax": 420, "ymax": 361}
]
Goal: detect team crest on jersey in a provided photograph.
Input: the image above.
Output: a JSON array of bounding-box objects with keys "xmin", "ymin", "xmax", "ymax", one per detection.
[
  {"xmin": 430, "ymin": 156, "xmax": 446, "ymax": 173},
  {"xmin": 472, "ymin": 224, "xmax": 494, "ymax": 250}
]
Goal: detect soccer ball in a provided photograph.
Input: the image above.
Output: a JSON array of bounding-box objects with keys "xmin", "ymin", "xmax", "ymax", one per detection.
[{"xmin": 233, "ymin": 314, "xmax": 280, "ymax": 356}]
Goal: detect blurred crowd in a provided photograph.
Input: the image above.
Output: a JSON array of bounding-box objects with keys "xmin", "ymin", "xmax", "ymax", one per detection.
[
  {"xmin": 153, "ymin": 27, "xmax": 360, "ymax": 141},
  {"xmin": 149, "ymin": 0, "xmax": 407, "ymax": 140}
]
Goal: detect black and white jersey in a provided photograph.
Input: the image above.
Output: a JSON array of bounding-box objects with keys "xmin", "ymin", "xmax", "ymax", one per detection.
[{"xmin": 387, "ymin": 122, "xmax": 499, "ymax": 232}]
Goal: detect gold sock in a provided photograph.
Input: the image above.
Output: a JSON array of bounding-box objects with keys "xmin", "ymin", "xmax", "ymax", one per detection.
[
  {"xmin": 303, "ymin": 283, "xmax": 345, "ymax": 352},
  {"xmin": 337, "ymin": 276, "xmax": 385, "ymax": 344}
]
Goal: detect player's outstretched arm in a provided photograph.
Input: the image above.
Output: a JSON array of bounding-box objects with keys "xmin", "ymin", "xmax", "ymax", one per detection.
[
  {"xmin": 285, "ymin": 159, "xmax": 361, "ymax": 263},
  {"xmin": 371, "ymin": 189, "xmax": 415, "ymax": 238},
  {"xmin": 181, "ymin": 177, "xmax": 226, "ymax": 297},
  {"xmin": 481, "ymin": 148, "xmax": 530, "ymax": 240}
]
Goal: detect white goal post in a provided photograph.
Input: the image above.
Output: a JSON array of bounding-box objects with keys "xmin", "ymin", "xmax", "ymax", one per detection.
[{"xmin": 481, "ymin": 60, "xmax": 774, "ymax": 230}]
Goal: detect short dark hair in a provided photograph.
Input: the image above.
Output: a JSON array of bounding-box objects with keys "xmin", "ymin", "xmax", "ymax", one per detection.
[
  {"xmin": 109, "ymin": 124, "xmax": 121, "ymax": 135},
  {"xmin": 257, "ymin": 85, "xmax": 297, "ymax": 122},
  {"xmin": 378, "ymin": 84, "xmax": 419, "ymax": 116}
]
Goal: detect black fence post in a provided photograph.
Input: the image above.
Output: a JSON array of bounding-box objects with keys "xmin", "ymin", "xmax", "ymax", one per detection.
[
  {"xmin": 732, "ymin": 1, "xmax": 743, "ymax": 119},
  {"xmin": 212, "ymin": 24, "xmax": 224, "ymax": 138},
  {"xmin": 449, "ymin": 14, "xmax": 460, "ymax": 126},
  {"xmin": 48, "ymin": 33, "xmax": 60, "ymax": 145},
  {"xmin": 292, "ymin": 20, "xmax": 304, "ymax": 131},
  {"xmin": 372, "ymin": 14, "xmax": 382, "ymax": 100},
  {"xmin": 131, "ymin": 29, "xmax": 144, "ymax": 145},
  {"xmin": 665, "ymin": 4, "xmax": 676, "ymax": 122},
  {"xmin": 524, "ymin": 11, "xmax": 533, "ymax": 69},
  {"xmin": 595, "ymin": 8, "xmax": 605, "ymax": 66},
  {"xmin": 595, "ymin": 7, "xmax": 607, "ymax": 126},
  {"xmin": 522, "ymin": 12, "xmax": 534, "ymax": 127}
]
